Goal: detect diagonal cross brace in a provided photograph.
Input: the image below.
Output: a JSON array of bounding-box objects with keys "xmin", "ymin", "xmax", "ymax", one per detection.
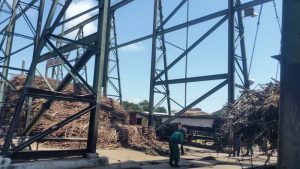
[
  {"xmin": 1, "ymin": 0, "xmax": 72, "ymax": 155},
  {"xmin": 7, "ymin": 105, "xmax": 95, "ymax": 157},
  {"xmin": 23, "ymin": 49, "xmax": 95, "ymax": 136},
  {"xmin": 156, "ymin": 80, "xmax": 228, "ymax": 131},
  {"xmin": 46, "ymin": 39, "xmax": 96, "ymax": 94},
  {"xmin": 154, "ymin": 16, "xmax": 228, "ymax": 81}
]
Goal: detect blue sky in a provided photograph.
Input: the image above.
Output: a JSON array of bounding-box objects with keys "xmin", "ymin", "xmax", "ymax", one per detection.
[
  {"xmin": 0, "ymin": 0, "xmax": 282, "ymax": 113},
  {"xmin": 113, "ymin": 0, "xmax": 282, "ymax": 113}
]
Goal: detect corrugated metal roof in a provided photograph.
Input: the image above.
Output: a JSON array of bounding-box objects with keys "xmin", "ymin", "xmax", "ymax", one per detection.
[{"xmin": 129, "ymin": 110, "xmax": 217, "ymax": 119}]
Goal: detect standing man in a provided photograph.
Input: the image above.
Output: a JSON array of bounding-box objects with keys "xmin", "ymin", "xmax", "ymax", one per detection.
[
  {"xmin": 233, "ymin": 134, "xmax": 241, "ymax": 156},
  {"xmin": 169, "ymin": 123, "xmax": 187, "ymax": 167}
]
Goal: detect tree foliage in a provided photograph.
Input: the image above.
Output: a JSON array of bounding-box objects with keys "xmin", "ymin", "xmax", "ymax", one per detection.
[
  {"xmin": 155, "ymin": 106, "xmax": 167, "ymax": 113},
  {"xmin": 138, "ymin": 100, "xmax": 149, "ymax": 112},
  {"xmin": 122, "ymin": 101, "xmax": 142, "ymax": 112},
  {"xmin": 122, "ymin": 100, "xmax": 167, "ymax": 113}
]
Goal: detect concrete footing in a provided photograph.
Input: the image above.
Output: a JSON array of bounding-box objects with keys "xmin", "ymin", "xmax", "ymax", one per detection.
[
  {"xmin": 0, "ymin": 156, "xmax": 11, "ymax": 169},
  {"xmin": 1, "ymin": 157, "xmax": 108, "ymax": 169}
]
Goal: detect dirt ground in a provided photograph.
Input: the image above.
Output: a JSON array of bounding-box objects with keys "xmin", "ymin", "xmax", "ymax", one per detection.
[
  {"xmin": 0, "ymin": 141, "xmax": 276, "ymax": 169},
  {"xmin": 93, "ymin": 146, "xmax": 277, "ymax": 169}
]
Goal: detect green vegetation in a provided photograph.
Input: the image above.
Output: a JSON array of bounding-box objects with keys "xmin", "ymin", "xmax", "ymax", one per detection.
[
  {"xmin": 122, "ymin": 101, "xmax": 143, "ymax": 112},
  {"xmin": 138, "ymin": 100, "xmax": 149, "ymax": 112},
  {"xmin": 155, "ymin": 106, "xmax": 167, "ymax": 113},
  {"xmin": 122, "ymin": 100, "xmax": 167, "ymax": 113}
]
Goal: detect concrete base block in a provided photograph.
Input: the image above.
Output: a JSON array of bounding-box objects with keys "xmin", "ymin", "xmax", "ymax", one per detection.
[
  {"xmin": 2, "ymin": 157, "xmax": 109, "ymax": 169},
  {"xmin": 0, "ymin": 156, "xmax": 11, "ymax": 169},
  {"xmin": 86, "ymin": 153, "xmax": 99, "ymax": 158}
]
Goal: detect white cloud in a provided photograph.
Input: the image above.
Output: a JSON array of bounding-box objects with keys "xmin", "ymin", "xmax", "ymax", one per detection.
[
  {"xmin": 65, "ymin": 0, "xmax": 97, "ymax": 38},
  {"xmin": 119, "ymin": 43, "xmax": 145, "ymax": 52}
]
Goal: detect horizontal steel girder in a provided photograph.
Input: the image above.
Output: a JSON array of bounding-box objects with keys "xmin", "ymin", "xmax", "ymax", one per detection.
[
  {"xmin": 154, "ymin": 74, "xmax": 228, "ymax": 85},
  {"xmin": 38, "ymin": 33, "xmax": 97, "ymax": 63},
  {"xmin": 111, "ymin": 0, "xmax": 272, "ymax": 50}
]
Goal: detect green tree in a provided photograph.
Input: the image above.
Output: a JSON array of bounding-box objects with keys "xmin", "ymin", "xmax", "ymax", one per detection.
[
  {"xmin": 138, "ymin": 100, "xmax": 149, "ymax": 112},
  {"xmin": 123, "ymin": 100, "xmax": 167, "ymax": 113},
  {"xmin": 155, "ymin": 107, "xmax": 167, "ymax": 113},
  {"xmin": 122, "ymin": 101, "xmax": 143, "ymax": 112},
  {"xmin": 137, "ymin": 100, "xmax": 167, "ymax": 113}
]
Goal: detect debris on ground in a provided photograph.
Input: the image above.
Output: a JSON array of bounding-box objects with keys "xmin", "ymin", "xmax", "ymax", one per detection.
[
  {"xmin": 3, "ymin": 75, "xmax": 168, "ymax": 155},
  {"xmin": 219, "ymin": 82, "xmax": 279, "ymax": 149}
]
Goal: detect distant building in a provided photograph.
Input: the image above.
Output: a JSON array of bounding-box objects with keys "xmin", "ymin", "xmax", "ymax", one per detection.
[
  {"xmin": 160, "ymin": 110, "xmax": 215, "ymax": 128},
  {"xmin": 128, "ymin": 109, "xmax": 217, "ymax": 128},
  {"xmin": 128, "ymin": 111, "xmax": 148, "ymax": 126}
]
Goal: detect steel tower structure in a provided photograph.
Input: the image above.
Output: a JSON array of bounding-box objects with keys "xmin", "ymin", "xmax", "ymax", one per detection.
[
  {"xmin": 45, "ymin": 26, "xmax": 88, "ymax": 85},
  {"xmin": 103, "ymin": 11, "xmax": 122, "ymax": 103},
  {"xmin": 0, "ymin": 0, "xmax": 132, "ymax": 160},
  {"xmin": 0, "ymin": 0, "xmax": 18, "ymax": 127},
  {"xmin": 148, "ymin": 0, "xmax": 272, "ymax": 129},
  {"xmin": 0, "ymin": 0, "xmax": 277, "ymax": 161}
]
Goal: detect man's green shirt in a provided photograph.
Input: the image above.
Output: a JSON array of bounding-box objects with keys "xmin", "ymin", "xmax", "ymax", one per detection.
[{"xmin": 170, "ymin": 131, "xmax": 184, "ymax": 143}]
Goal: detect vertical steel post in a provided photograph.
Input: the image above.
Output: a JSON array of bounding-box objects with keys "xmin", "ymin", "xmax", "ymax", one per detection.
[
  {"xmin": 74, "ymin": 26, "xmax": 87, "ymax": 94},
  {"xmin": 228, "ymin": 0, "xmax": 235, "ymax": 155},
  {"xmin": 0, "ymin": 0, "xmax": 17, "ymax": 126},
  {"xmin": 45, "ymin": 68, "xmax": 48, "ymax": 77},
  {"xmin": 25, "ymin": 0, "xmax": 45, "ymax": 128},
  {"xmin": 53, "ymin": 1, "xmax": 67, "ymax": 83},
  {"xmin": 184, "ymin": 0, "xmax": 189, "ymax": 107},
  {"xmin": 112, "ymin": 13, "xmax": 123, "ymax": 103},
  {"xmin": 21, "ymin": 60, "xmax": 25, "ymax": 75},
  {"xmin": 148, "ymin": 0, "xmax": 159, "ymax": 126},
  {"xmin": 236, "ymin": 0, "xmax": 250, "ymax": 89},
  {"xmin": 278, "ymin": 1, "xmax": 300, "ymax": 168},
  {"xmin": 107, "ymin": 12, "xmax": 122, "ymax": 103},
  {"xmin": 228, "ymin": 0, "xmax": 235, "ymax": 103},
  {"xmin": 87, "ymin": 0, "xmax": 110, "ymax": 153},
  {"xmin": 102, "ymin": 10, "xmax": 112, "ymax": 98},
  {"xmin": 51, "ymin": 66, "xmax": 55, "ymax": 78},
  {"xmin": 158, "ymin": 0, "xmax": 171, "ymax": 115}
]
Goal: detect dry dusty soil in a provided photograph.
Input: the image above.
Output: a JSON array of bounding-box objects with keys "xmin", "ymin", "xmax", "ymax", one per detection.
[{"xmin": 92, "ymin": 146, "xmax": 277, "ymax": 169}]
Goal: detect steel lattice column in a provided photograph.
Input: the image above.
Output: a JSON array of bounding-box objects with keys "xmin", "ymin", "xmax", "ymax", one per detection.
[
  {"xmin": 87, "ymin": 0, "xmax": 110, "ymax": 154},
  {"xmin": 0, "ymin": 0, "xmax": 17, "ymax": 126},
  {"xmin": 149, "ymin": 0, "xmax": 172, "ymax": 126},
  {"xmin": 228, "ymin": 0, "xmax": 235, "ymax": 104},
  {"xmin": 278, "ymin": 0, "xmax": 300, "ymax": 168},
  {"xmin": 104, "ymin": 12, "xmax": 122, "ymax": 103},
  {"xmin": 25, "ymin": 0, "xmax": 46, "ymax": 128},
  {"xmin": 157, "ymin": 0, "xmax": 171, "ymax": 115},
  {"xmin": 236, "ymin": 0, "xmax": 250, "ymax": 89},
  {"xmin": 74, "ymin": 26, "xmax": 88, "ymax": 94},
  {"xmin": 148, "ymin": 0, "xmax": 159, "ymax": 126}
]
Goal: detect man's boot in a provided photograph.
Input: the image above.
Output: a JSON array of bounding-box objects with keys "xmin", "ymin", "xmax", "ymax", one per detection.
[
  {"xmin": 169, "ymin": 160, "xmax": 174, "ymax": 167},
  {"xmin": 174, "ymin": 161, "xmax": 180, "ymax": 167}
]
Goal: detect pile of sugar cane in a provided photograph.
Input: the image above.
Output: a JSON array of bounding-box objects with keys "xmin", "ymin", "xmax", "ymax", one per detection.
[{"xmin": 4, "ymin": 75, "xmax": 168, "ymax": 155}]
